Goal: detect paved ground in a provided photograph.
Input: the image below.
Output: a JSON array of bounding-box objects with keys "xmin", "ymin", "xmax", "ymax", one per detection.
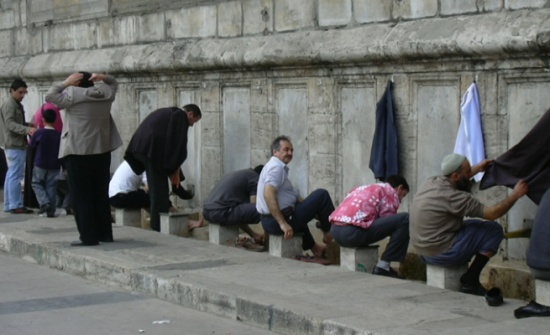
[
  {"xmin": 0, "ymin": 250, "xmax": 275, "ymax": 335},
  {"xmin": 0, "ymin": 211, "xmax": 546, "ymax": 335}
]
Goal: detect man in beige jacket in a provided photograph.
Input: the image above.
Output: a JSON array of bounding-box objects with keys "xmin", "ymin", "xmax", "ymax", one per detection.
[{"xmin": 46, "ymin": 72, "xmax": 122, "ymax": 246}]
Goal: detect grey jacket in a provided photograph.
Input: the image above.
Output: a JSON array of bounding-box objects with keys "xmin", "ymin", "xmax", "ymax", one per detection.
[
  {"xmin": 0, "ymin": 96, "xmax": 30, "ymax": 149},
  {"xmin": 45, "ymin": 75, "xmax": 122, "ymax": 158}
]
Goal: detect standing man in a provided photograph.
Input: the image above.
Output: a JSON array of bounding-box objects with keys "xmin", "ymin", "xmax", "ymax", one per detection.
[
  {"xmin": 410, "ymin": 153, "xmax": 528, "ymax": 295},
  {"xmin": 0, "ymin": 79, "xmax": 36, "ymax": 214},
  {"xmin": 256, "ymin": 135, "xmax": 334, "ymax": 259},
  {"xmin": 203, "ymin": 166, "xmax": 265, "ymax": 244},
  {"xmin": 330, "ymin": 175, "xmax": 410, "ymax": 278},
  {"xmin": 46, "ymin": 72, "xmax": 122, "ymax": 246},
  {"xmin": 124, "ymin": 105, "xmax": 202, "ymax": 232}
]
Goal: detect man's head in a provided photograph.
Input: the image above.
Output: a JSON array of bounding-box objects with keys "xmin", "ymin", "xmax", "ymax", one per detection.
[
  {"xmin": 9, "ymin": 79, "xmax": 28, "ymax": 102},
  {"xmin": 42, "ymin": 109, "xmax": 57, "ymax": 125},
  {"xmin": 441, "ymin": 153, "xmax": 473, "ymax": 192},
  {"xmin": 183, "ymin": 104, "xmax": 202, "ymax": 127},
  {"xmin": 77, "ymin": 72, "xmax": 94, "ymax": 88},
  {"xmin": 385, "ymin": 175, "xmax": 410, "ymax": 201},
  {"xmin": 253, "ymin": 165, "xmax": 264, "ymax": 174},
  {"xmin": 271, "ymin": 135, "xmax": 293, "ymax": 164}
]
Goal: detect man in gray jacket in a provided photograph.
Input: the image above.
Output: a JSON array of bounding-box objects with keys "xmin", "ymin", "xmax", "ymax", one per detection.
[
  {"xmin": 0, "ymin": 79, "xmax": 36, "ymax": 214},
  {"xmin": 46, "ymin": 72, "xmax": 122, "ymax": 246}
]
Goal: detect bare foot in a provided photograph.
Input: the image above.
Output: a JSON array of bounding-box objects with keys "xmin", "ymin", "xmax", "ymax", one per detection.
[
  {"xmin": 188, "ymin": 219, "xmax": 205, "ymax": 230},
  {"xmin": 252, "ymin": 233, "xmax": 264, "ymax": 245},
  {"xmin": 322, "ymin": 232, "xmax": 333, "ymax": 245},
  {"xmin": 311, "ymin": 243, "xmax": 327, "ymax": 259}
]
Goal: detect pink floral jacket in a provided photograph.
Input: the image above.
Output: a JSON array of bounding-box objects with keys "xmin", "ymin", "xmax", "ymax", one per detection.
[{"xmin": 329, "ymin": 183, "xmax": 400, "ymax": 229}]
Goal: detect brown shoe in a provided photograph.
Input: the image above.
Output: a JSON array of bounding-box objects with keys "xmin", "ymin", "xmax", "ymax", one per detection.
[{"xmin": 11, "ymin": 207, "xmax": 33, "ymax": 214}]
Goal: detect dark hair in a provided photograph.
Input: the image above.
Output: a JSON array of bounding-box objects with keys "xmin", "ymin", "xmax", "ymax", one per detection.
[
  {"xmin": 42, "ymin": 109, "xmax": 57, "ymax": 124},
  {"xmin": 10, "ymin": 79, "xmax": 27, "ymax": 91},
  {"xmin": 253, "ymin": 165, "xmax": 264, "ymax": 174},
  {"xmin": 78, "ymin": 72, "xmax": 94, "ymax": 88},
  {"xmin": 385, "ymin": 175, "xmax": 409, "ymax": 191},
  {"xmin": 270, "ymin": 135, "xmax": 291, "ymax": 154},
  {"xmin": 182, "ymin": 104, "xmax": 202, "ymax": 118}
]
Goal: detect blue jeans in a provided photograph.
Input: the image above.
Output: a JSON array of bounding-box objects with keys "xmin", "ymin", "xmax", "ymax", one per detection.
[
  {"xmin": 423, "ymin": 219, "xmax": 504, "ymax": 267},
  {"xmin": 4, "ymin": 149, "xmax": 26, "ymax": 211},
  {"xmin": 31, "ymin": 167, "xmax": 58, "ymax": 208}
]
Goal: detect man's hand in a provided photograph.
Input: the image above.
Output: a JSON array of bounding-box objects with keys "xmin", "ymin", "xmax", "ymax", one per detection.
[
  {"xmin": 27, "ymin": 127, "xmax": 36, "ymax": 136},
  {"xmin": 471, "ymin": 159, "xmax": 493, "ymax": 177},
  {"xmin": 90, "ymin": 73, "xmax": 106, "ymax": 82},
  {"xmin": 280, "ymin": 222, "xmax": 294, "ymax": 240},
  {"xmin": 169, "ymin": 169, "xmax": 181, "ymax": 186},
  {"xmin": 63, "ymin": 73, "xmax": 84, "ymax": 87},
  {"xmin": 512, "ymin": 180, "xmax": 529, "ymax": 199}
]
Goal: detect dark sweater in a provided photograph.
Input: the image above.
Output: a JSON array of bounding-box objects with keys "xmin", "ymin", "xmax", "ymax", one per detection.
[{"xmin": 29, "ymin": 127, "xmax": 61, "ymax": 170}]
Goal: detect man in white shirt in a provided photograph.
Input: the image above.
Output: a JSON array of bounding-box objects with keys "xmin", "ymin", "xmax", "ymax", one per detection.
[
  {"xmin": 256, "ymin": 135, "xmax": 335, "ymax": 259},
  {"xmin": 109, "ymin": 160, "xmax": 149, "ymax": 209}
]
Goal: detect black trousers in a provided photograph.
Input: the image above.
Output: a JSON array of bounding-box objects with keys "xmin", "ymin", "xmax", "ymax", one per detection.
[
  {"xmin": 109, "ymin": 189, "xmax": 150, "ymax": 209},
  {"xmin": 65, "ymin": 153, "xmax": 112, "ymax": 244},
  {"xmin": 133, "ymin": 153, "xmax": 170, "ymax": 232}
]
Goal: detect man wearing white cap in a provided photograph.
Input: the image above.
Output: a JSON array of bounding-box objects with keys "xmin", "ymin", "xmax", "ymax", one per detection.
[{"xmin": 410, "ymin": 153, "xmax": 528, "ymax": 295}]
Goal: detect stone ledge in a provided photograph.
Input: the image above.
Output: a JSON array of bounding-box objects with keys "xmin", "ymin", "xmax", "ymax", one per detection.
[{"xmin": 1, "ymin": 8, "xmax": 549, "ymax": 79}]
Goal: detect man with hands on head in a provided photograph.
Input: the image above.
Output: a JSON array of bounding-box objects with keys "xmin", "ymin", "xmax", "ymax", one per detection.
[
  {"xmin": 410, "ymin": 153, "xmax": 528, "ymax": 295},
  {"xmin": 46, "ymin": 72, "xmax": 122, "ymax": 246}
]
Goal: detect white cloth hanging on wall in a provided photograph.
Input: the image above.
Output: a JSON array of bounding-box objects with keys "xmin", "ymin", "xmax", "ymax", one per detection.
[{"xmin": 454, "ymin": 83, "xmax": 486, "ymax": 182}]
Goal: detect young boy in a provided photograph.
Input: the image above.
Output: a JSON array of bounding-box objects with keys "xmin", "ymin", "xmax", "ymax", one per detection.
[{"xmin": 29, "ymin": 109, "xmax": 61, "ymax": 218}]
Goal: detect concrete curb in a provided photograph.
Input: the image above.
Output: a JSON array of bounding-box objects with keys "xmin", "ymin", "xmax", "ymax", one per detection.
[
  {"xmin": 0, "ymin": 217, "xmax": 547, "ymax": 335},
  {"xmin": 0, "ymin": 227, "xmax": 336, "ymax": 334}
]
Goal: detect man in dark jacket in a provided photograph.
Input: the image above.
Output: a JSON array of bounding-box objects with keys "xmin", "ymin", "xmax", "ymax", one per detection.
[
  {"xmin": 124, "ymin": 104, "xmax": 201, "ymax": 232},
  {"xmin": 514, "ymin": 188, "xmax": 550, "ymax": 319}
]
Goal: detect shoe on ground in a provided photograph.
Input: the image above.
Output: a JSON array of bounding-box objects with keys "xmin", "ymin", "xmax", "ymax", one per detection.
[
  {"xmin": 70, "ymin": 241, "xmax": 99, "ymax": 246},
  {"xmin": 99, "ymin": 237, "xmax": 114, "ymax": 243},
  {"xmin": 460, "ymin": 282, "xmax": 487, "ymax": 296},
  {"xmin": 514, "ymin": 300, "xmax": 550, "ymax": 319},
  {"xmin": 38, "ymin": 204, "xmax": 49, "ymax": 214},
  {"xmin": 11, "ymin": 207, "xmax": 33, "ymax": 214},
  {"xmin": 372, "ymin": 266, "xmax": 404, "ymax": 279},
  {"xmin": 485, "ymin": 287, "xmax": 504, "ymax": 307}
]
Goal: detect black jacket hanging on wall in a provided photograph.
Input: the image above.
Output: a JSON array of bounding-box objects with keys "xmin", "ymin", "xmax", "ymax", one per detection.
[
  {"xmin": 369, "ymin": 80, "xmax": 399, "ymax": 181},
  {"xmin": 479, "ymin": 108, "xmax": 550, "ymax": 205}
]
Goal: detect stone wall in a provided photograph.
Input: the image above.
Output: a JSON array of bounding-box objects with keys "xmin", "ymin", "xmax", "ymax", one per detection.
[{"xmin": 1, "ymin": 0, "xmax": 550, "ymax": 259}]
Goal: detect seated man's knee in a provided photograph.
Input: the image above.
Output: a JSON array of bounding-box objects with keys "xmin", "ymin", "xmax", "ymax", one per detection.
[{"xmin": 485, "ymin": 220, "xmax": 504, "ymax": 241}]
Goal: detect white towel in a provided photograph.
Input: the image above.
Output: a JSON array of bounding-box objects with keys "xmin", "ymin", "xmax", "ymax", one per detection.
[{"xmin": 454, "ymin": 83, "xmax": 486, "ymax": 182}]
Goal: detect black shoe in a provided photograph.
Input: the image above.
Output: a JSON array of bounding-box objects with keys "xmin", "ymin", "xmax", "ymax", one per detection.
[
  {"xmin": 70, "ymin": 241, "xmax": 99, "ymax": 247},
  {"xmin": 460, "ymin": 282, "xmax": 487, "ymax": 296},
  {"xmin": 38, "ymin": 204, "xmax": 49, "ymax": 215},
  {"xmin": 11, "ymin": 207, "xmax": 33, "ymax": 214},
  {"xmin": 485, "ymin": 287, "xmax": 504, "ymax": 307},
  {"xmin": 372, "ymin": 266, "xmax": 404, "ymax": 279},
  {"xmin": 99, "ymin": 237, "xmax": 114, "ymax": 243},
  {"xmin": 172, "ymin": 185, "xmax": 194, "ymax": 200},
  {"xmin": 514, "ymin": 300, "xmax": 550, "ymax": 319}
]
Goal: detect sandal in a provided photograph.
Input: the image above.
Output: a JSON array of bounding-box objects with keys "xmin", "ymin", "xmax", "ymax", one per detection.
[
  {"xmin": 294, "ymin": 255, "xmax": 332, "ymax": 265},
  {"xmin": 229, "ymin": 237, "xmax": 265, "ymax": 252}
]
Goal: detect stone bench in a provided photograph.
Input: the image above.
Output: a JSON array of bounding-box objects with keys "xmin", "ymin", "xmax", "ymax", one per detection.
[
  {"xmin": 426, "ymin": 264, "xmax": 468, "ymax": 291},
  {"xmin": 114, "ymin": 208, "xmax": 142, "ymax": 227},
  {"xmin": 535, "ymin": 279, "xmax": 550, "ymax": 306},
  {"xmin": 160, "ymin": 211, "xmax": 194, "ymax": 236},
  {"xmin": 208, "ymin": 222, "xmax": 240, "ymax": 245},
  {"xmin": 340, "ymin": 246, "xmax": 379, "ymax": 273},
  {"xmin": 268, "ymin": 233, "xmax": 303, "ymax": 258}
]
